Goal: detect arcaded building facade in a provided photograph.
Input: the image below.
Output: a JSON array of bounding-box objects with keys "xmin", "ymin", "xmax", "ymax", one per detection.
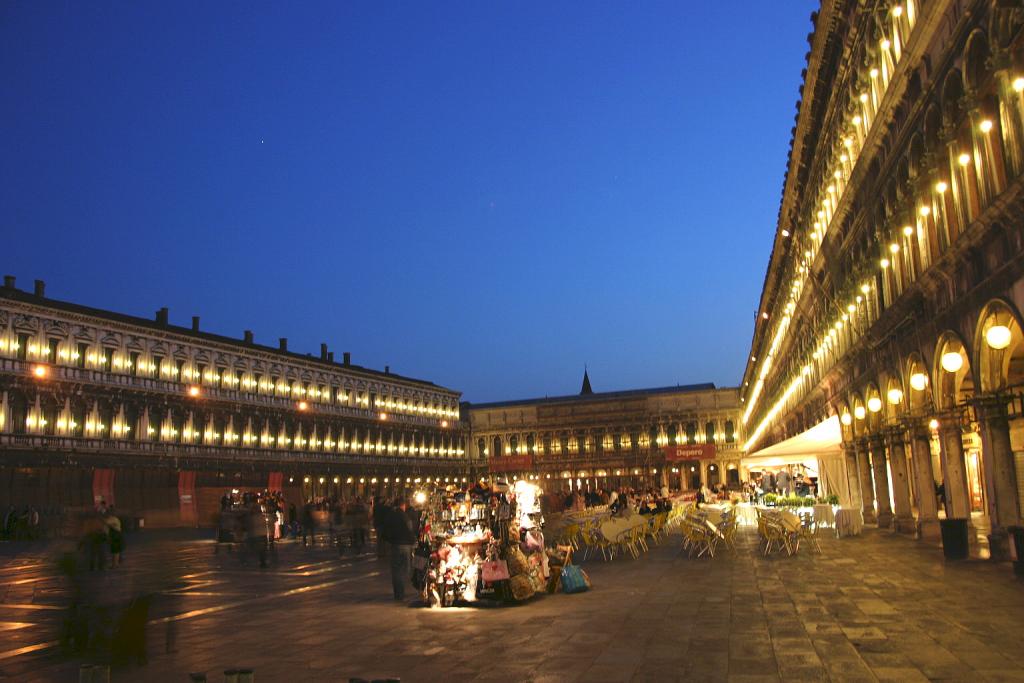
[
  {"xmin": 467, "ymin": 374, "xmax": 743, "ymax": 492},
  {"xmin": 0, "ymin": 279, "xmax": 472, "ymax": 526},
  {"xmin": 741, "ymin": 0, "xmax": 1024, "ymax": 556}
]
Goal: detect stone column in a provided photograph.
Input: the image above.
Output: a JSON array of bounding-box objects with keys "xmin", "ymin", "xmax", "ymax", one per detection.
[
  {"xmin": 974, "ymin": 396, "xmax": 1021, "ymax": 560},
  {"xmin": 869, "ymin": 435, "xmax": 894, "ymax": 529},
  {"xmin": 844, "ymin": 444, "xmax": 862, "ymax": 509},
  {"xmin": 938, "ymin": 420, "xmax": 972, "ymax": 520},
  {"xmin": 909, "ymin": 422, "xmax": 941, "ymax": 540},
  {"xmin": 856, "ymin": 439, "xmax": 877, "ymax": 524},
  {"xmin": 885, "ymin": 429, "xmax": 915, "ymax": 533}
]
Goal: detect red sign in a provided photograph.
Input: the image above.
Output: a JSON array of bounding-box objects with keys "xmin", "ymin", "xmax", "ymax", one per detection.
[
  {"xmin": 488, "ymin": 453, "xmax": 534, "ymax": 473},
  {"xmin": 663, "ymin": 444, "xmax": 716, "ymax": 461}
]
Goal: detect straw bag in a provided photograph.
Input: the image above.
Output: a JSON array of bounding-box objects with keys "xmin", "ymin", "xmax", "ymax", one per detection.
[
  {"xmin": 505, "ymin": 545, "xmax": 530, "ymax": 576},
  {"xmin": 509, "ymin": 574, "xmax": 534, "ymax": 601}
]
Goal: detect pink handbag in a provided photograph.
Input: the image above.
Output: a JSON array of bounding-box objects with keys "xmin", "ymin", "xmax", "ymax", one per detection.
[{"xmin": 481, "ymin": 560, "xmax": 510, "ymax": 582}]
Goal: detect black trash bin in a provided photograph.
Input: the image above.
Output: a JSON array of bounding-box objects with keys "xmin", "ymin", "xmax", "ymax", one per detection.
[
  {"xmin": 940, "ymin": 518, "xmax": 969, "ymax": 559},
  {"xmin": 1008, "ymin": 526, "xmax": 1024, "ymax": 576}
]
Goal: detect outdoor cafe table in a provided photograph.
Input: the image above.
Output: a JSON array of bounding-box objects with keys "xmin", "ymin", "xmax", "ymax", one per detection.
[
  {"xmin": 835, "ymin": 507, "xmax": 864, "ymax": 537},
  {"xmin": 813, "ymin": 504, "xmax": 836, "ymax": 528}
]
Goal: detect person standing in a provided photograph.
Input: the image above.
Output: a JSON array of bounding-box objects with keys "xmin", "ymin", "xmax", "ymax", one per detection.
[
  {"xmin": 776, "ymin": 468, "xmax": 791, "ymax": 496},
  {"xmin": 372, "ymin": 496, "xmax": 389, "ymax": 559},
  {"xmin": 380, "ymin": 498, "xmax": 416, "ymax": 602}
]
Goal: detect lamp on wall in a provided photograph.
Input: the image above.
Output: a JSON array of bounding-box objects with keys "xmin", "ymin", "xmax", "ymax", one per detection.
[
  {"xmin": 985, "ymin": 325, "xmax": 1012, "ymax": 351},
  {"xmin": 941, "ymin": 351, "xmax": 964, "ymax": 373},
  {"xmin": 909, "ymin": 372, "xmax": 928, "ymax": 391}
]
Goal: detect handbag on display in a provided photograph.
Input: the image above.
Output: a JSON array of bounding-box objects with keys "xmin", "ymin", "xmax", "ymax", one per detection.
[
  {"xmin": 561, "ymin": 565, "xmax": 590, "ymax": 594},
  {"xmin": 481, "ymin": 560, "xmax": 510, "ymax": 583}
]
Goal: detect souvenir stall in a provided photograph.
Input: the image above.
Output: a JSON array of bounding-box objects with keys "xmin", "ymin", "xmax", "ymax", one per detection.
[{"xmin": 414, "ymin": 479, "xmax": 559, "ymax": 607}]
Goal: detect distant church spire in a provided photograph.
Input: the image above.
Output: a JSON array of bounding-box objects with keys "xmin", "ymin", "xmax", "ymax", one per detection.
[{"xmin": 580, "ymin": 366, "xmax": 593, "ymax": 395}]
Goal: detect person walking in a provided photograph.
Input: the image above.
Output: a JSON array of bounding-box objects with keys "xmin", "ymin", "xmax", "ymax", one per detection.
[
  {"xmin": 380, "ymin": 498, "xmax": 416, "ymax": 602},
  {"xmin": 104, "ymin": 508, "xmax": 123, "ymax": 568}
]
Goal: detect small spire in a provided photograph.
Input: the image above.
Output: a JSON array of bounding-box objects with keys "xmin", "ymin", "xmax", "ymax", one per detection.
[{"xmin": 580, "ymin": 366, "xmax": 593, "ymax": 395}]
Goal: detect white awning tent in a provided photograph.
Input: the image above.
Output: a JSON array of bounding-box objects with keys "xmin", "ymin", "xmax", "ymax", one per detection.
[{"xmin": 743, "ymin": 415, "xmax": 855, "ymax": 506}]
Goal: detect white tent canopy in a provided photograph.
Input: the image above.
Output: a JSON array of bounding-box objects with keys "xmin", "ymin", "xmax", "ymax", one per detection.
[{"xmin": 743, "ymin": 415, "xmax": 854, "ymax": 506}]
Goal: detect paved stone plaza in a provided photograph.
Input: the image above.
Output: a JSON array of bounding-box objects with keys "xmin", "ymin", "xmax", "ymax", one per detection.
[{"xmin": 1, "ymin": 527, "xmax": 1023, "ymax": 682}]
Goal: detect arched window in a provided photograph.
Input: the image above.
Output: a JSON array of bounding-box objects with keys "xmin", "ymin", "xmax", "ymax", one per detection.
[
  {"xmin": 724, "ymin": 420, "xmax": 736, "ymax": 443},
  {"xmin": 685, "ymin": 422, "xmax": 697, "ymax": 444},
  {"xmin": 705, "ymin": 421, "xmax": 716, "ymax": 444}
]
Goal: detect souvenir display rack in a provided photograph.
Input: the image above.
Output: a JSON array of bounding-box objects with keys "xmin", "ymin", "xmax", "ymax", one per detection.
[{"xmin": 414, "ymin": 480, "xmax": 549, "ymax": 607}]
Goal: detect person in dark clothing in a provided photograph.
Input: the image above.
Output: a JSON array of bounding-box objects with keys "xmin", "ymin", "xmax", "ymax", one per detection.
[
  {"xmin": 301, "ymin": 502, "xmax": 316, "ymax": 547},
  {"xmin": 372, "ymin": 496, "xmax": 389, "ymax": 558},
  {"xmin": 380, "ymin": 499, "xmax": 416, "ymax": 601}
]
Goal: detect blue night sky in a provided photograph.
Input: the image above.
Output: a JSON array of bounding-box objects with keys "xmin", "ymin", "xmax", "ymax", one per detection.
[{"xmin": 1, "ymin": 1, "xmax": 818, "ymax": 403}]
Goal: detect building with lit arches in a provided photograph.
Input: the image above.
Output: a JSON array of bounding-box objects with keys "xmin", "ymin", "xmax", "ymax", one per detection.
[
  {"xmin": 467, "ymin": 372, "xmax": 743, "ymax": 493},
  {"xmin": 740, "ymin": 0, "xmax": 1024, "ymax": 558},
  {"xmin": 0, "ymin": 277, "xmax": 473, "ymax": 526}
]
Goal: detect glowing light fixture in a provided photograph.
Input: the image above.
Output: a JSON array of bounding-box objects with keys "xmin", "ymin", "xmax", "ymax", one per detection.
[
  {"xmin": 1013, "ymin": 77, "xmax": 1024, "ymax": 93},
  {"xmin": 985, "ymin": 324, "xmax": 1012, "ymax": 350},
  {"xmin": 298, "ymin": 401, "xmax": 309, "ymax": 411},
  {"xmin": 919, "ymin": 205, "xmax": 931, "ymax": 216},
  {"xmin": 910, "ymin": 372, "xmax": 928, "ymax": 391},
  {"xmin": 903, "ymin": 225, "xmax": 914, "ymax": 236},
  {"xmin": 880, "ymin": 258, "xmax": 890, "ymax": 268},
  {"xmin": 892, "ymin": 5, "xmax": 903, "ymax": 17},
  {"xmin": 840, "ymin": 412, "xmax": 852, "ymax": 426},
  {"xmin": 781, "ymin": 229, "xmax": 790, "ymax": 237},
  {"xmin": 867, "ymin": 396, "xmax": 882, "ymax": 413},
  {"xmin": 979, "ymin": 119, "xmax": 993, "ymax": 133},
  {"xmin": 32, "ymin": 365, "xmax": 47, "ymax": 378},
  {"xmin": 958, "ymin": 152, "xmax": 971, "ymax": 166},
  {"xmin": 935, "ymin": 181, "xmax": 947, "ymax": 193},
  {"xmin": 887, "ymin": 388, "xmax": 903, "ymax": 405},
  {"xmin": 941, "ymin": 351, "xmax": 963, "ymax": 373},
  {"xmin": 188, "ymin": 386, "xmax": 201, "ymax": 397},
  {"xmin": 854, "ymin": 405, "xmax": 866, "ymax": 420},
  {"xmin": 889, "ymin": 243, "xmax": 900, "ymax": 254},
  {"xmin": 929, "ymin": 418, "xmax": 939, "ymax": 430}
]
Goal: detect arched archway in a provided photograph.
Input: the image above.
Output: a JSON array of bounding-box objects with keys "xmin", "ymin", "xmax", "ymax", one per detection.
[
  {"xmin": 974, "ymin": 298, "xmax": 1024, "ymax": 393},
  {"xmin": 933, "ymin": 331, "xmax": 983, "ymax": 517}
]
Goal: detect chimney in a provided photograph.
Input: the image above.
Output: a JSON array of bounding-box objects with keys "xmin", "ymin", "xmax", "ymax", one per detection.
[
  {"xmin": 279, "ymin": 337, "xmax": 288, "ymax": 352},
  {"xmin": 244, "ymin": 330, "xmax": 254, "ymax": 344},
  {"xmin": 343, "ymin": 351, "xmax": 351, "ymax": 366},
  {"xmin": 384, "ymin": 365, "xmax": 390, "ymax": 375},
  {"xmin": 156, "ymin": 307, "xmax": 169, "ymax": 325},
  {"xmin": 33, "ymin": 280, "xmax": 45, "ymax": 297},
  {"xmin": 327, "ymin": 351, "xmax": 335, "ymax": 363},
  {"xmin": 191, "ymin": 316, "xmax": 200, "ymax": 332},
  {"xmin": 320, "ymin": 343, "xmax": 328, "ymax": 361},
  {"xmin": 3, "ymin": 275, "xmax": 15, "ymax": 289}
]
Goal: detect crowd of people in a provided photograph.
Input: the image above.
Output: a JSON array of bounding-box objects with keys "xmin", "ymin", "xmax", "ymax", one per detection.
[
  {"xmin": 542, "ymin": 487, "xmax": 675, "ymax": 517},
  {"xmin": 748, "ymin": 467, "xmax": 817, "ymax": 502}
]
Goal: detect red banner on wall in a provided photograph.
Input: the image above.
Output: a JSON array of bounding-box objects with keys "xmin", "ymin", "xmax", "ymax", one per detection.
[
  {"xmin": 663, "ymin": 444, "xmax": 717, "ymax": 461},
  {"xmin": 178, "ymin": 470, "xmax": 197, "ymax": 526},
  {"xmin": 92, "ymin": 469, "xmax": 115, "ymax": 509},
  {"xmin": 268, "ymin": 472, "xmax": 284, "ymax": 492},
  {"xmin": 488, "ymin": 453, "xmax": 533, "ymax": 473}
]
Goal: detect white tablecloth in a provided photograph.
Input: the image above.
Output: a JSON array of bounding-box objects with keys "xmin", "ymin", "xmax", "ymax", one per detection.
[
  {"xmin": 835, "ymin": 508, "xmax": 864, "ymax": 537},
  {"xmin": 813, "ymin": 504, "xmax": 836, "ymax": 528}
]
